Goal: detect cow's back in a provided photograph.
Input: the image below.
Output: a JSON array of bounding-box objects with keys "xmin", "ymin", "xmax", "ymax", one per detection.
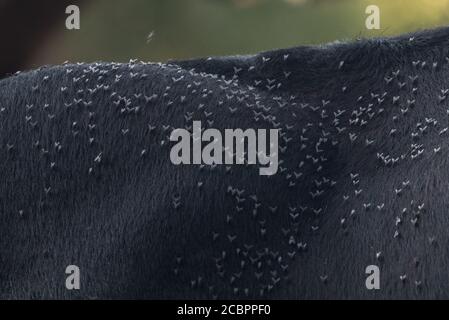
[{"xmin": 1, "ymin": 26, "xmax": 449, "ymax": 299}]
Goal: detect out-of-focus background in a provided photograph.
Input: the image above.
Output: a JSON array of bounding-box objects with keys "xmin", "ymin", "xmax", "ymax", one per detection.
[{"xmin": 1, "ymin": 0, "xmax": 449, "ymax": 78}]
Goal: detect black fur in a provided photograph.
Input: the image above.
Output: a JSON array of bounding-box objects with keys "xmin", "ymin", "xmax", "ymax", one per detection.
[{"xmin": 2, "ymin": 26, "xmax": 449, "ymax": 299}]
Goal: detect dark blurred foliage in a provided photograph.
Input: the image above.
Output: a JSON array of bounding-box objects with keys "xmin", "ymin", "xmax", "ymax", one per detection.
[
  {"xmin": 0, "ymin": 0, "xmax": 85, "ymax": 78},
  {"xmin": 1, "ymin": 0, "xmax": 449, "ymax": 78}
]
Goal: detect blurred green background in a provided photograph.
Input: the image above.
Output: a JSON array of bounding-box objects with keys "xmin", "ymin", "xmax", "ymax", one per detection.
[{"xmin": 26, "ymin": 0, "xmax": 449, "ymax": 68}]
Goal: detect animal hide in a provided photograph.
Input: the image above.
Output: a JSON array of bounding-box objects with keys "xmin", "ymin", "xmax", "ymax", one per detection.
[{"xmin": 1, "ymin": 26, "xmax": 449, "ymax": 299}]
